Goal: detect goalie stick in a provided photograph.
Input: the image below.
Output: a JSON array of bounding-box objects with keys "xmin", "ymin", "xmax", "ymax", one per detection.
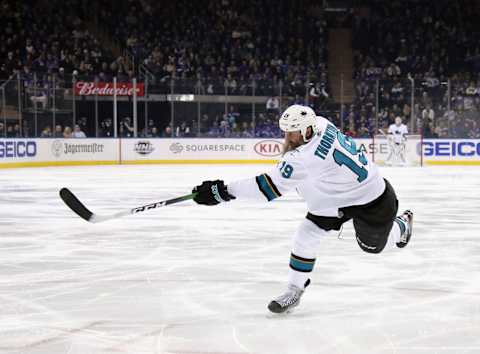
[{"xmin": 59, "ymin": 188, "xmax": 197, "ymax": 223}]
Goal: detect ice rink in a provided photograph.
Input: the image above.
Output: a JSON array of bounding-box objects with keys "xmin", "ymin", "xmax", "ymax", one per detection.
[{"xmin": 0, "ymin": 164, "xmax": 479, "ymax": 354}]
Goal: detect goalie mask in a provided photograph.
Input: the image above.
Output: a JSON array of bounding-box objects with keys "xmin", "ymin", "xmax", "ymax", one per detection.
[{"xmin": 279, "ymin": 105, "xmax": 318, "ymax": 142}]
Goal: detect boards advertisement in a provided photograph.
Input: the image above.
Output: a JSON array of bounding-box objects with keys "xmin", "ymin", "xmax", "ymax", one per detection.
[{"xmin": 1, "ymin": 138, "xmax": 479, "ymax": 168}]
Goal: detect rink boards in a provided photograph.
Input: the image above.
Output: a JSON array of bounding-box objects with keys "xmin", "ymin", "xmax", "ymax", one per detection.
[{"xmin": 0, "ymin": 138, "xmax": 479, "ymax": 168}]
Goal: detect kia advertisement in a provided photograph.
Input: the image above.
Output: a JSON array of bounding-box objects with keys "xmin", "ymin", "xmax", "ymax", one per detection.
[{"xmin": 254, "ymin": 140, "xmax": 283, "ymax": 157}]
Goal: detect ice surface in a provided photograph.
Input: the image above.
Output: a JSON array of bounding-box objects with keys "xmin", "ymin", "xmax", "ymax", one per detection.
[{"xmin": 0, "ymin": 164, "xmax": 479, "ymax": 354}]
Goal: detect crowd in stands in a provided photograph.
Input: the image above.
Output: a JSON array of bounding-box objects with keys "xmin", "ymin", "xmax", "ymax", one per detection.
[
  {"xmin": 0, "ymin": 0, "xmax": 125, "ymax": 82},
  {"xmin": 350, "ymin": 0, "xmax": 480, "ymax": 138},
  {"xmin": 38, "ymin": 116, "xmax": 88, "ymax": 138},
  {"xmin": 96, "ymin": 105, "xmax": 283, "ymax": 139},
  {"xmin": 97, "ymin": 0, "xmax": 329, "ymax": 97},
  {"xmin": 2, "ymin": 0, "xmax": 480, "ymax": 138}
]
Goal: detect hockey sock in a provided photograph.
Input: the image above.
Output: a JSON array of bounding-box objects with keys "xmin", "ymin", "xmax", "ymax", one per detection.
[
  {"xmin": 288, "ymin": 253, "xmax": 315, "ymax": 289},
  {"xmin": 385, "ymin": 217, "xmax": 408, "ymax": 250},
  {"xmin": 287, "ymin": 219, "xmax": 331, "ymax": 288}
]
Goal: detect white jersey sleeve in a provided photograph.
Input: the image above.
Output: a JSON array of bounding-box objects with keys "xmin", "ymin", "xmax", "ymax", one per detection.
[{"xmin": 227, "ymin": 151, "xmax": 307, "ymax": 202}]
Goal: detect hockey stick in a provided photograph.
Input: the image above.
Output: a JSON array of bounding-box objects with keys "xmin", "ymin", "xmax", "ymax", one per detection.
[
  {"xmin": 377, "ymin": 128, "xmax": 389, "ymax": 138},
  {"xmin": 59, "ymin": 188, "xmax": 197, "ymax": 223}
]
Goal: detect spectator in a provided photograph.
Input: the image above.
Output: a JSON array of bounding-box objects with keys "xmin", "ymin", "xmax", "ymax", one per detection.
[
  {"xmin": 100, "ymin": 118, "xmax": 113, "ymax": 137},
  {"xmin": 469, "ymin": 121, "xmax": 480, "ymax": 139},
  {"xmin": 162, "ymin": 125, "xmax": 173, "ymax": 137},
  {"xmin": 176, "ymin": 121, "xmax": 191, "ymax": 137},
  {"xmin": 139, "ymin": 127, "xmax": 151, "ymax": 138},
  {"xmin": 121, "ymin": 117, "xmax": 134, "ymax": 137},
  {"xmin": 309, "ymin": 83, "xmax": 329, "ymax": 110},
  {"xmin": 6, "ymin": 125, "xmax": 15, "ymax": 138},
  {"xmin": 241, "ymin": 121, "xmax": 255, "ymax": 138},
  {"xmin": 72, "ymin": 124, "xmax": 87, "ymax": 138},
  {"xmin": 218, "ymin": 120, "xmax": 232, "ymax": 137},
  {"xmin": 151, "ymin": 126, "xmax": 160, "ymax": 137},
  {"xmin": 227, "ymin": 106, "xmax": 240, "ymax": 126},
  {"xmin": 63, "ymin": 126, "xmax": 72, "ymax": 138},
  {"xmin": 40, "ymin": 125, "xmax": 52, "ymax": 137},
  {"xmin": 78, "ymin": 117, "xmax": 88, "ymax": 134},
  {"xmin": 12, "ymin": 124, "xmax": 21, "ymax": 137},
  {"xmin": 207, "ymin": 121, "xmax": 221, "ymax": 137},
  {"xmin": 357, "ymin": 123, "xmax": 370, "ymax": 138},
  {"xmin": 422, "ymin": 121, "xmax": 436, "ymax": 138},
  {"xmin": 29, "ymin": 86, "xmax": 48, "ymax": 110},
  {"xmin": 386, "ymin": 63, "xmax": 401, "ymax": 77},
  {"xmin": 422, "ymin": 105, "xmax": 435, "ymax": 124},
  {"xmin": 266, "ymin": 96, "xmax": 280, "ymax": 114},
  {"xmin": 53, "ymin": 125, "xmax": 63, "ymax": 138},
  {"xmin": 345, "ymin": 124, "xmax": 357, "ymax": 138}
]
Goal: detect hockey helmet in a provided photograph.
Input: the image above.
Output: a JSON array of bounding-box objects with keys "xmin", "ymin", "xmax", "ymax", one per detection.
[{"xmin": 279, "ymin": 104, "xmax": 318, "ymax": 142}]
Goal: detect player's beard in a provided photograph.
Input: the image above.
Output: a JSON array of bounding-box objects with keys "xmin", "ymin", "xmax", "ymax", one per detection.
[{"xmin": 283, "ymin": 139, "xmax": 302, "ymax": 155}]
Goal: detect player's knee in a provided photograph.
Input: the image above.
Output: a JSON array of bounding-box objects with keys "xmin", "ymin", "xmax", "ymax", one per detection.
[
  {"xmin": 292, "ymin": 219, "xmax": 331, "ymax": 255},
  {"xmin": 356, "ymin": 235, "xmax": 387, "ymax": 254},
  {"xmin": 293, "ymin": 232, "xmax": 322, "ymax": 254}
]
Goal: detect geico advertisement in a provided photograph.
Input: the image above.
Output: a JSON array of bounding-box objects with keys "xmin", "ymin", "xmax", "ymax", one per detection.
[
  {"xmin": 0, "ymin": 140, "xmax": 37, "ymax": 159},
  {"xmin": 422, "ymin": 140, "xmax": 480, "ymax": 159},
  {"xmin": 0, "ymin": 139, "xmax": 118, "ymax": 163},
  {"xmin": 122, "ymin": 139, "xmax": 284, "ymax": 160}
]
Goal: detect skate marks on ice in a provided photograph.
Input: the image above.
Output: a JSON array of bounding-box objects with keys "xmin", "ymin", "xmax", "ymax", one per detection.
[{"xmin": 0, "ymin": 165, "xmax": 479, "ymax": 353}]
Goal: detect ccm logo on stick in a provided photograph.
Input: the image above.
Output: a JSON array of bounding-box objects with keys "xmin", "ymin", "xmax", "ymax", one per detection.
[
  {"xmin": 0, "ymin": 141, "xmax": 37, "ymax": 158},
  {"xmin": 423, "ymin": 141, "xmax": 480, "ymax": 156}
]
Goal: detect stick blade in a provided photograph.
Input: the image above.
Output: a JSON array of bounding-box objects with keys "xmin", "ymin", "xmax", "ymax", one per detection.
[{"xmin": 59, "ymin": 188, "xmax": 94, "ymax": 222}]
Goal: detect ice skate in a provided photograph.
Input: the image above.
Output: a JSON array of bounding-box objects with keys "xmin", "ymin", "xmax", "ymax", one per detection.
[
  {"xmin": 396, "ymin": 210, "xmax": 413, "ymax": 248},
  {"xmin": 268, "ymin": 279, "xmax": 310, "ymax": 313}
]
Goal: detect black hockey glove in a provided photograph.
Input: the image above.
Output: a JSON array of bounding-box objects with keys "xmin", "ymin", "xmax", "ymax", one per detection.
[{"xmin": 192, "ymin": 180, "xmax": 236, "ymax": 205}]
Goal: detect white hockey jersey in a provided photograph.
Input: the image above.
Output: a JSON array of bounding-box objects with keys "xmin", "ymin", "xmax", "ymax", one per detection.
[
  {"xmin": 228, "ymin": 116, "xmax": 386, "ymax": 217},
  {"xmin": 388, "ymin": 123, "xmax": 408, "ymax": 144}
]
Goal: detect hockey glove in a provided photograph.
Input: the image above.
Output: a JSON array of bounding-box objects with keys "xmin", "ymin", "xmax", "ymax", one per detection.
[{"xmin": 192, "ymin": 180, "xmax": 236, "ymax": 205}]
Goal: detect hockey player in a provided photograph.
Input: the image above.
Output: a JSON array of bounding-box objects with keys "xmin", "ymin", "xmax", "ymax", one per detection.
[
  {"xmin": 192, "ymin": 105, "xmax": 413, "ymax": 314},
  {"xmin": 385, "ymin": 116, "xmax": 409, "ymax": 165}
]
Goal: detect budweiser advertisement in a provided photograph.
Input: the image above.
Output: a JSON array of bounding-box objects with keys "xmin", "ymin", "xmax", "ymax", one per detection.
[{"xmin": 75, "ymin": 82, "xmax": 145, "ymax": 96}]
